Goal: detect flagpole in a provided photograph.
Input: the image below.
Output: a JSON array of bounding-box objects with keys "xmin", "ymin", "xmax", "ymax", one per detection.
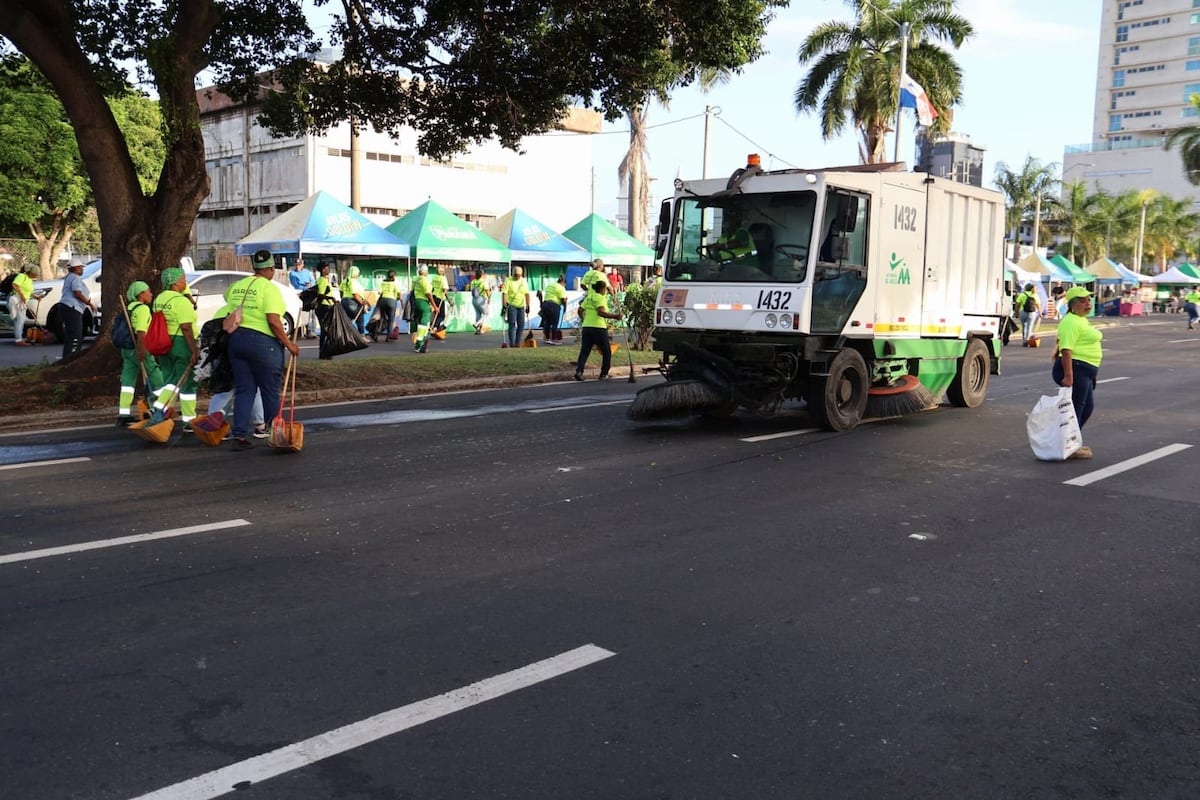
[{"xmin": 893, "ymin": 21, "xmax": 910, "ymax": 164}]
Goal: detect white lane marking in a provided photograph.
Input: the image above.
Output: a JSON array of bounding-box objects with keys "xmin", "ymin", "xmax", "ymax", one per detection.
[
  {"xmin": 1168, "ymin": 338, "xmax": 1200, "ymax": 344},
  {"xmin": 1097, "ymin": 377, "xmax": 1130, "ymax": 384},
  {"xmin": 0, "ymin": 519, "xmax": 252, "ymax": 566},
  {"xmin": 527, "ymin": 400, "xmax": 630, "ymax": 413},
  {"xmin": 741, "ymin": 428, "xmax": 820, "ymax": 443},
  {"xmin": 1064, "ymin": 443, "xmax": 1193, "ymax": 487},
  {"xmin": 128, "ymin": 644, "xmax": 617, "ymax": 800},
  {"xmin": 0, "ymin": 456, "xmax": 91, "ymax": 471}
]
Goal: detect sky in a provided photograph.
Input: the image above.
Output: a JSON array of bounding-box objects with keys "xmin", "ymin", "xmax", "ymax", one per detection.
[{"xmin": 586, "ymin": 0, "xmax": 1103, "ymax": 223}]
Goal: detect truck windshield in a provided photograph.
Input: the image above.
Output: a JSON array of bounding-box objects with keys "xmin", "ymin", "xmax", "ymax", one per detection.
[{"xmin": 665, "ymin": 191, "xmax": 817, "ymax": 283}]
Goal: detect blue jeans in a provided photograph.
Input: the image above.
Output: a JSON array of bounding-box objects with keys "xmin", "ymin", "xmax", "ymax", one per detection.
[
  {"xmin": 228, "ymin": 329, "xmax": 284, "ymax": 439},
  {"xmin": 1052, "ymin": 357, "xmax": 1099, "ymax": 429},
  {"xmin": 1019, "ymin": 311, "xmax": 1038, "ymax": 340},
  {"xmin": 505, "ymin": 305, "xmax": 526, "ymax": 347}
]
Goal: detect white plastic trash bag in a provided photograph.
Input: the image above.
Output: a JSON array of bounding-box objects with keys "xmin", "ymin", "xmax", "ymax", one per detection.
[{"xmin": 1027, "ymin": 387, "xmax": 1083, "ymax": 461}]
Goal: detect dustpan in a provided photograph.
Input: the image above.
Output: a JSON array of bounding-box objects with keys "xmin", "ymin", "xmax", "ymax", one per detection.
[
  {"xmin": 129, "ymin": 363, "xmax": 190, "ymax": 445},
  {"xmin": 269, "ymin": 337, "xmax": 304, "ymax": 453},
  {"xmin": 129, "ymin": 416, "xmax": 176, "ymax": 443},
  {"xmin": 191, "ymin": 411, "xmax": 230, "ymax": 447}
]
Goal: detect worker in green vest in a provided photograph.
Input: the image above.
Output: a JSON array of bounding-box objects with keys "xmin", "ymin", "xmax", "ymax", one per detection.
[
  {"xmin": 411, "ymin": 265, "xmax": 434, "ymax": 353},
  {"xmin": 430, "ymin": 264, "xmax": 451, "ymax": 339}
]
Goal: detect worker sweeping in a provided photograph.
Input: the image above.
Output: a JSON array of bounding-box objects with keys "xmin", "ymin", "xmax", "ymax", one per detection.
[
  {"xmin": 150, "ymin": 267, "xmax": 199, "ymax": 430},
  {"xmin": 411, "ymin": 264, "xmax": 434, "ymax": 353},
  {"xmin": 573, "ymin": 280, "xmax": 621, "ymax": 381},
  {"xmin": 115, "ymin": 280, "xmax": 164, "ymax": 426}
]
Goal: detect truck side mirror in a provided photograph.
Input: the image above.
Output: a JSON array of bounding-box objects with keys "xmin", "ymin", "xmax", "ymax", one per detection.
[{"xmin": 655, "ymin": 200, "xmax": 671, "ymax": 259}]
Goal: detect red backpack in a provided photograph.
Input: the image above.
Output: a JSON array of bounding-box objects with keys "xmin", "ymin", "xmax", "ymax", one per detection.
[{"xmin": 144, "ymin": 307, "xmax": 172, "ymax": 356}]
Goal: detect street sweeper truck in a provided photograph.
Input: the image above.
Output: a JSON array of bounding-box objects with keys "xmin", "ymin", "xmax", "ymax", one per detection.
[{"xmin": 628, "ymin": 155, "xmax": 1007, "ymax": 432}]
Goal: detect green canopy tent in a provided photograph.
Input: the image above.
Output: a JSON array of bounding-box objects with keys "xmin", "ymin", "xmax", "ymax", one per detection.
[
  {"xmin": 562, "ymin": 213, "xmax": 655, "ymax": 288},
  {"xmin": 1047, "ymin": 254, "xmax": 1096, "ymax": 283},
  {"xmin": 1177, "ymin": 263, "xmax": 1200, "ymax": 279},
  {"xmin": 383, "ymin": 200, "xmax": 512, "ymax": 333}
]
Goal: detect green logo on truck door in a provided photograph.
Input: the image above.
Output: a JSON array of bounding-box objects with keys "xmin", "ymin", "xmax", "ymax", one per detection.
[{"xmin": 885, "ymin": 252, "xmax": 911, "ymax": 285}]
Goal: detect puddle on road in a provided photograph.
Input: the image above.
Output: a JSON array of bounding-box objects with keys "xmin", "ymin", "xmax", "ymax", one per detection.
[
  {"xmin": 0, "ymin": 439, "xmax": 127, "ymax": 466},
  {"xmin": 304, "ymin": 396, "xmax": 610, "ymax": 430}
]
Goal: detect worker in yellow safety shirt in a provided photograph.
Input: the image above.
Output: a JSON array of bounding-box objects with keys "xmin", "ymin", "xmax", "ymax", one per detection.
[
  {"xmin": 430, "ymin": 264, "xmax": 451, "ymax": 338},
  {"xmin": 411, "ymin": 265, "xmax": 434, "ymax": 353},
  {"xmin": 151, "ymin": 267, "xmax": 199, "ymax": 429},
  {"xmin": 706, "ymin": 228, "xmax": 756, "ymax": 262},
  {"xmin": 581, "ymin": 258, "xmax": 609, "ymax": 296}
]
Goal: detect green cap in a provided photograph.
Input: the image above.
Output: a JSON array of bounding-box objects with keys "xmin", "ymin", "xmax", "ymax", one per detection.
[
  {"xmin": 252, "ymin": 249, "xmax": 275, "ymax": 269},
  {"xmin": 161, "ymin": 266, "xmax": 184, "ymax": 287},
  {"xmin": 126, "ymin": 281, "xmax": 150, "ymax": 302}
]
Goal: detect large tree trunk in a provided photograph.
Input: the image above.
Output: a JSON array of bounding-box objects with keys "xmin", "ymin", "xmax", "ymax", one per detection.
[{"xmin": 0, "ymin": 1, "xmax": 218, "ymax": 375}]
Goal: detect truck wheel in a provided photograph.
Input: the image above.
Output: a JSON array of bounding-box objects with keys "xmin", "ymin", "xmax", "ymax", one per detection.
[
  {"xmin": 806, "ymin": 348, "xmax": 868, "ymax": 432},
  {"xmin": 282, "ymin": 313, "xmax": 295, "ymax": 339},
  {"xmin": 947, "ymin": 338, "xmax": 990, "ymax": 408}
]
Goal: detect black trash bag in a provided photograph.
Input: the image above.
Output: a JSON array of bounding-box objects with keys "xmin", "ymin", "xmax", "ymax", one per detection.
[
  {"xmin": 366, "ymin": 303, "xmax": 383, "ymax": 336},
  {"xmin": 196, "ymin": 318, "xmax": 233, "ymax": 392},
  {"xmin": 298, "ymin": 286, "xmax": 320, "ymax": 312},
  {"xmin": 319, "ymin": 299, "xmax": 370, "ymax": 360}
]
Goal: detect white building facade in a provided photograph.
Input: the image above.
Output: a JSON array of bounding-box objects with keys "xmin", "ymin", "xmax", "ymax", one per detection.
[
  {"xmin": 1062, "ymin": 0, "xmax": 1200, "ymax": 207},
  {"xmin": 192, "ymin": 87, "xmax": 602, "ymax": 268}
]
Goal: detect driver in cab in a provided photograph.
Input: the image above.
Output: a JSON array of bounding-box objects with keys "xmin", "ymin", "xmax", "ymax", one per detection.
[{"xmin": 704, "ymin": 227, "xmax": 757, "ymax": 264}]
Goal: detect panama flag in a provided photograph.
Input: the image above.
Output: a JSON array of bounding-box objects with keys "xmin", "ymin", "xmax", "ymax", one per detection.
[{"xmin": 899, "ymin": 73, "xmax": 938, "ymax": 127}]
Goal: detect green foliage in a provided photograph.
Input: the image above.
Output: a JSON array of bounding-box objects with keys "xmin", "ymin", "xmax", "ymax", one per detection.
[
  {"xmin": 619, "ymin": 283, "xmax": 658, "ymax": 350},
  {"xmin": 0, "ymin": 55, "xmax": 164, "ymax": 269},
  {"xmin": 795, "ymin": 0, "xmax": 973, "ymax": 163}
]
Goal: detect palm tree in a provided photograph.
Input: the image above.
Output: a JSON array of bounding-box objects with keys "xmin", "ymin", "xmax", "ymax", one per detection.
[
  {"xmin": 1164, "ymin": 93, "xmax": 1200, "ymax": 185},
  {"xmin": 794, "ymin": 0, "xmax": 973, "ymax": 164},
  {"xmin": 1143, "ymin": 195, "xmax": 1200, "ymax": 272},
  {"xmin": 618, "ymin": 103, "xmax": 651, "ymax": 245},
  {"xmin": 1048, "ymin": 179, "xmax": 1101, "ymax": 264},
  {"xmin": 993, "ymin": 156, "xmax": 1057, "ymax": 261}
]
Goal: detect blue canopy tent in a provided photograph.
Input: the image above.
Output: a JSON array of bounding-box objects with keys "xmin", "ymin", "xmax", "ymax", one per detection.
[
  {"xmin": 235, "ymin": 191, "xmax": 411, "ymax": 259},
  {"xmin": 483, "ymin": 209, "xmax": 590, "ymax": 264}
]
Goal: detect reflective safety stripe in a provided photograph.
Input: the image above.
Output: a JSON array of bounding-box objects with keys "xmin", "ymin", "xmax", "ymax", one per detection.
[{"xmin": 692, "ymin": 303, "xmax": 752, "ymax": 310}]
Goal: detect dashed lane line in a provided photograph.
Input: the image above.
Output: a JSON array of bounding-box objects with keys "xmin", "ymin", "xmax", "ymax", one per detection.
[
  {"xmin": 1064, "ymin": 443, "xmax": 1193, "ymax": 487},
  {"xmin": 1097, "ymin": 376, "xmax": 1130, "ymax": 384},
  {"xmin": 0, "ymin": 456, "xmax": 91, "ymax": 471},
  {"xmin": 527, "ymin": 400, "xmax": 630, "ymax": 413},
  {"xmin": 128, "ymin": 643, "xmax": 617, "ymax": 800},
  {"xmin": 0, "ymin": 519, "xmax": 252, "ymax": 566},
  {"xmin": 741, "ymin": 428, "xmax": 821, "ymax": 443}
]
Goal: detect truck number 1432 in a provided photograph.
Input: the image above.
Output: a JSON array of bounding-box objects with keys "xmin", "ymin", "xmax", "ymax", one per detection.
[
  {"xmin": 894, "ymin": 205, "xmax": 918, "ymax": 231},
  {"xmin": 757, "ymin": 290, "xmax": 792, "ymax": 310}
]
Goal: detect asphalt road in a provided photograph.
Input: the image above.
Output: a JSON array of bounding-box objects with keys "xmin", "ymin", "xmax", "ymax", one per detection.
[{"xmin": 2, "ymin": 317, "xmax": 1199, "ymax": 799}]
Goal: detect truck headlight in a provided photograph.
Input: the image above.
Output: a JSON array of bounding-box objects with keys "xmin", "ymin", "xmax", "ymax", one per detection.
[
  {"xmin": 658, "ymin": 310, "xmax": 670, "ymax": 325},
  {"xmin": 674, "ymin": 310, "xmax": 686, "ymax": 324},
  {"xmin": 779, "ymin": 314, "xmax": 792, "ymax": 329},
  {"xmin": 765, "ymin": 314, "xmax": 778, "ymax": 329}
]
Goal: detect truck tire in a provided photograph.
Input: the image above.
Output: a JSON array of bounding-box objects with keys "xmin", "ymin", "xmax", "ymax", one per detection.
[
  {"xmin": 806, "ymin": 348, "xmax": 868, "ymax": 432},
  {"xmin": 947, "ymin": 338, "xmax": 990, "ymax": 408}
]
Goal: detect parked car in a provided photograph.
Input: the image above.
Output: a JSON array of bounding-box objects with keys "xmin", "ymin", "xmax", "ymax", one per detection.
[{"xmin": 187, "ymin": 270, "xmax": 301, "ymax": 338}]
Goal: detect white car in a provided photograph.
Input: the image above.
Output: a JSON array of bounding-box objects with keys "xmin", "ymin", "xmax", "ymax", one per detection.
[{"xmin": 187, "ymin": 270, "xmax": 301, "ymax": 338}]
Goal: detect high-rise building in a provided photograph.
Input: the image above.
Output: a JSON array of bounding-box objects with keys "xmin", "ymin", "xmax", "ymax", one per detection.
[
  {"xmin": 915, "ymin": 130, "xmax": 985, "ymax": 186},
  {"xmin": 1063, "ymin": 0, "xmax": 1200, "ymax": 204}
]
